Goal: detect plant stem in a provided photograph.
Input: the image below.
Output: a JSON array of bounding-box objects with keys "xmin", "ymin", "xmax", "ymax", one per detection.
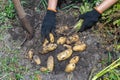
[{"xmin": 92, "ymin": 57, "xmax": 120, "ymax": 80}]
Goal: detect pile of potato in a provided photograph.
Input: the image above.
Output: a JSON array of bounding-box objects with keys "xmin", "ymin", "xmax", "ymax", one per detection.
[{"xmin": 26, "ymin": 26, "xmax": 87, "ymax": 73}]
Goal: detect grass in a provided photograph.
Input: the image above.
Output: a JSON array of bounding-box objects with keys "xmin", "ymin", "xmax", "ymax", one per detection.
[
  {"xmin": 0, "ymin": 0, "xmax": 42, "ymax": 80},
  {"xmin": 0, "ymin": 0, "xmax": 120, "ymax": 80},
  {"xmin": 92, "ymin": 57, "xmax": 120, "ymax": 80}
]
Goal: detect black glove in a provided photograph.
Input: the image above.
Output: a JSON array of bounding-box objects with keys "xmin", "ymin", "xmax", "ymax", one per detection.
[
  {"xmin": 78, "ymin": 9, "xmax": 101, "ymax": 32},
  {"xmin": 41, "ymin": 10, "xmax": 56, "ymax": 41}
]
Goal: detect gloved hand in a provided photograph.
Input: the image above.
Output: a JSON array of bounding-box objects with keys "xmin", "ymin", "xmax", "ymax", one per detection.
[
  {"xmin": 78, "ymin": 9, "xmax": 101, "ymax": 32},
  {"xmin": 41, "ymin": 10, "xmax": 56, "ymax": 41}
]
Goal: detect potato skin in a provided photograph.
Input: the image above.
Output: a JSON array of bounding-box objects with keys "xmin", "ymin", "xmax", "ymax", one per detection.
[
  {"xmin": 57, "ymin": 49, "xmax": 73, "ymax": 61},
  {"xmin": 43, "ymin": 39, "xmax": 49, "ymax": 47},
  {"xmin": 42, "ymin": 43, "xmax": 57, "ymax": 54},
  {"xmin": 66, "ymin": 34, "xmax": 79, "ymax": 44},
  {"xmin": 57, "ymin": 37, "xmax": 66, "ymax": 44},
  {"xmin": 40, "ymin": 67, "xmax": 48, "ymax": 72},
  {"xmin": 49, "ymin": 33, "xmax": 54, "ymax": 43},
  {"xmin": 47, "ymin": 56, "xmax": 54, "ymax": 72},
  {"xmin": 28, "ymin": 49, "xmax": 34, "ymax": 59},
  {"xmin": 63, "ymin": 44, "xmax": 72, "ymax": 49},
  {"xmin": 65, "ymin": 63, "xmax": 76, "ymax": 73},
  {"xmin": 73, "ymin": 43, "xmax": 86, "ymax": 52},
  {"xmin": 56, "ymin": 26, "xmax": 69, "ymax": 34},
  {"xmin": 33, "ymin": 55, "xmax": 41, "ymax": 65},
  {"xmin": 69, "ymin": 56, "xmax": 79, "ymax": 64}
]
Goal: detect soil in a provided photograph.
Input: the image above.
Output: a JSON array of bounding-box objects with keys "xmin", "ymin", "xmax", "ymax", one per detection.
[{"xmin": 3, "ymin": 1, "xmax": 119, "ymax": 80}]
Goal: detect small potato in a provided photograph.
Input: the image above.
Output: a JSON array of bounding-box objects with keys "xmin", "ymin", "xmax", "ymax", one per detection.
[
  {"xmin": 63, "ymin": 44, "xmax": 72, "ymax": 49},
  {"xmin": 74, "ymin": 41, "xmax": 82, "ymax": 45},
  {"xmin": 42, "ymin": 43, "xmax": 57, "ymax": 54},
  {"xmin": 47, "ymin": 56, "xmax": 54, "ymax": 72},
  {"xmin": 43, "ymin": 39, "xmax": 49, "ymax": 47},
  {"xmin": 73, "ymin": 43, "xmax": 86, "ymax": 52},
  {"xmin": 69, "ymin": 56, "xmax": 79, "ymax": 64},
  {"xmin": 66, "ymin": 34, "xmax": 79, "ymax": 44},
  {"xmin": 57, "ymin": 49, "xmax": 73, "ymax": 61},
  {"xmin": 56, "ymin": 26, "xmax": 69, "ymax": 34},
  {"xmin": 57, "ymin": 37, "xmax": 67, "ymax": 44},
  {"xmin": 49, "ymin": 33, "xmax": 54, "ymax": 43},
  {"xmin": 65, "ymin": 63, "xmax": 76, "ymax": 73},
  {"xmin": 33, "ymin": 55, "xmax": 41, "ymax": 65},
  {"xmin": 28, "ymin": 49, "xmax": 34, "ymax": 59},
  {"xmin": 40, "ymin": 67, "xmax": 48, "ymax": 72}
]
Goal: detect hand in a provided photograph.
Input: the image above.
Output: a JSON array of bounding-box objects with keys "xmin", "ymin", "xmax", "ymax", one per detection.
[
  {"xmin": 78, "ymin": 9, "xmax": 101, "ymax": 32},
  {"xmin": 41, "ymin": 10, "xmax": 56, "ymax": 41}
]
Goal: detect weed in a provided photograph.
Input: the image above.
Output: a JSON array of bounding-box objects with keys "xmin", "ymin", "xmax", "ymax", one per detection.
[
  {"xmin": 38, "ymin": 0, "xmax": 47, "ymax": 11},
  {"xmin": 92, "ymin": 57, "xmax": 120, "ymax": 80},
  {"xmin": 5, "ymin": 0, "xmax": 15, "ymax": 19},
  {"xmin": 102, "ymin": 1, "xmax": 120, "ymax": 26}
]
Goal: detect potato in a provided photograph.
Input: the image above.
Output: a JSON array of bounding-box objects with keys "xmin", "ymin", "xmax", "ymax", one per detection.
[
  {"xmin": 40, "ymin": 67, "xmax": 48, "ymax": 72},
  {"xmin": 57, "ymin": 37, "xmax": 67, "ymax": 44},
  {"xmin": 69, "ymin": 56, "xmax": 79, "ymax": 64},
  {"xmin": 33, "ymin": 55, "xmax": 41, "ymax": 65},
  {"xmin": 74, "ymin": 41, "xmax": 82, "ymax": 45},
  {"xmin": 56, "ymin": 26, "xmax": 69, "ymax": 34},
  {"xmin": 49, "ymin": 33, "xmax": 54, "ymax": 43},
  {"xmin": 28, "ymin": 49, "xmax": 34, "ymax": 59},
  {"xmin": 66, "ymin": 34, "xmax": 79, "ymax": 44},
  {"xmin": 63, "ymin": 44, "xmax": 72, "ymax": 49},
  {"xmin": 65, "ymin": 63, "xmax": 76, "ymax": 73},
  {"xmin": 43, "ymin": 39, "xmax": 49, "ymax": 47},
  {"xmin": 73, "ymin": 43, "xmax": 86, "ymax": 52},
  {"xmin": 57, "ymin": 49, "xmax": 73, "ymax": 61},
  {"xmin": 42, "ymin": 43, "xmax": 57, "ymax": 54},
  {"xmin": 47, "ymin": 56, "xmax": 54, "ymax": 72}
]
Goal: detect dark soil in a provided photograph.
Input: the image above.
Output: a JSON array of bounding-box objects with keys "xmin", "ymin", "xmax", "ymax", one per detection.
[{"xmin": 7, "ymin": 1, "xmax": 119, "ymax": 80}]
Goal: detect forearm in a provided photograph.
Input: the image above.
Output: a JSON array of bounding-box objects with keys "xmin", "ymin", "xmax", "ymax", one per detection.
[
  {"xmin": 95, "ymin": 0, "xmax": 118, "ymax": 14},
  {"xmin": 48, "ymin": 0, "xmax": 58, "ymax": 12}
]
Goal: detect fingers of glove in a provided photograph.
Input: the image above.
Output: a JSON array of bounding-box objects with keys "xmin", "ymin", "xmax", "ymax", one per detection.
[
  {"xmin": 41, "ymin": 28, "xmax": 51, "ymax": 43},
  {"xmin": 78, "ymin": 13, "xmax": 87, "ymax": 19},
  {"xmin": 78, "ymin": 20, "xmax": 95, "ymax": 32},
  {"xmin": 78, "ymin": 25, "xmax": 85, "ymax": 32},
  {"xmin": 45, "ymin": 28, "xmax": 51, "ymax": 41},
  {"xmin": 51, "ymin": 28, "xmax": 57, "ymax": 38},
  {"xmin": 41, "ymin": 24, "xmax": 49, "ymax": 42}
]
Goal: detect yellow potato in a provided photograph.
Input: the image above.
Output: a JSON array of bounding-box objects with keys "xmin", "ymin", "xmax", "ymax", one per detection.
[
  {"xmin": 57, "ymin": 49, "xmax": 73, "ymax": 61},
  {"xmin": 74, "ymin": 41, "xmax": 82, "ymax": 45},
  {"xmin": 69, "ymin": 56, "xmax": 80, "ymax": 64},
  {"xmin": 57, "ymin": 37, "xmax": 67, "ymax": 44},
  {"xmin": 66, "ymin": 34, "xmax": 79, "ymax": 44},
  {"xmin": 56, "ymin": 26, "xmax": 69, "ymax": 34},
  {"xmin": 47, "ymin": 56, "xmax": 54, "ymax": 72},
  {"xmin": 43, "ymin": 39, "xmax": 49, "ymax": 47},
  {"xmin": 63, "ymin": 44, "xmax": 72, "ymax": 49},
  {"xmin": 73, "ymin": 43, "xmax": 86, "ymax": 52},
  {"xmin": 33, "ymin": 55, "xmax": 41, "ymax": 65},
  {"xmin": 65, "ymin": 63, "xmax": 76, "ymax": 73},
  {"xmin": 49, "ymin": 33, "xmax": 54, "ymax": 43},
  {"xmin": 28, "ymin": 49, "xmax": 34, "ymax": 59},
  {"xmin": 42, "ymin": 43, "xmax": 57, "ymax": 54},
  {"xmin": 40, "ymin": 67, "xmax": 48, "ymax": 72}
]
